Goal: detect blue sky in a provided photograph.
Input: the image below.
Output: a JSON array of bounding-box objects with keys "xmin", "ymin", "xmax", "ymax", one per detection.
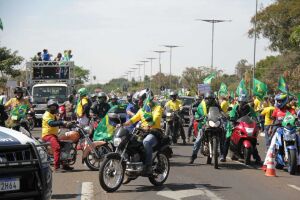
[{"xmin": 0, "ymin": 0, "xmax": 275, "ymax": 84}]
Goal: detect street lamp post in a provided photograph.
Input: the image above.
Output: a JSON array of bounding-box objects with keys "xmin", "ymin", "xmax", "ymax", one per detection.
[
  {"xmin": 146, "ymin": 57, "xmax": 156, "ymax": 90},
  {"xmin": 130, "ymin": 67, "xmax": 137, "ymax": 81},
  {"xmin": 135, "ymin": 63, "xmax": 143, "ymax": 83},
  {"xmin": 196, "ymin": 19, "xmax": 231, "ymax": 71},
  {"xmin": 153, "ymin": 50, "xmax": 166, "ymax": 89},
  {"xmin": 253, "ymin": 0, "xmax": 258, "ymax": 95},
  {"xmin": 140, "ymin": 60, "xmax": 149, "ymax": 87},
  {"xmin": 164, "ymin": 45, "xmax": 179, "ymax": 89}
]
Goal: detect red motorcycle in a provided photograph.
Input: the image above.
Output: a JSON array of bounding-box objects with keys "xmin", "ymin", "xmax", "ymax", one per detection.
[{"xmin": 229, "ymin": 115, "xmax": 259, "ymax": 165}]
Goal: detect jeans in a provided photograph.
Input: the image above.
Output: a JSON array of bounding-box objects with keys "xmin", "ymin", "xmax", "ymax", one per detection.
[
  {"xmin": 264, "ymin": 125, "xmax": 271, "ymax": 149},
  {"xmin": 143, "ymin": 134, "xmax": 158, "ymax": 166},
  {"xmin": 192, "ymin": 129, "xmax": 203, "ymax": 156},
  {"xmin": 187, "ymin": 116, "xmax": 194, "ymax": 138}
]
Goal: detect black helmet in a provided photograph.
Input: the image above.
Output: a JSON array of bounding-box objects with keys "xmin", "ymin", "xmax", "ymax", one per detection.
[
  {"xmin": 14, "ymin": 87, "xmax": 23, "ymax": 94},
  {"xmin": 98, "ymin": 92, "xmax": 106, "ymax": 98},
  {"xmin": 204, "ymin": 92, "xmax": 215, "ymax": 100},
  {"xmin": 47, "ymin": 99, "xmax": 59, "ymax": 108}
]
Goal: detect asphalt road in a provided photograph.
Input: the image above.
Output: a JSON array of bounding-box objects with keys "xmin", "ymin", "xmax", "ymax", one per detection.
[{"xmin": 31, "ymin": 128, "xmax": 300, "ymax": 200}]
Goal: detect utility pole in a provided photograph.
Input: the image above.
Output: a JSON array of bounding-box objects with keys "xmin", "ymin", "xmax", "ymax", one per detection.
[
  {"xmin": 164, "ymin": 45, "xmax": 179, "ymax": 89},
  {"xmin": 147, "ymin": 57, "xmax": 156, "ymax": 90},
  {"xmin": 140, "ymin": 60, "xmax": 149, "ymax": 88},
  {"xmin": 135, "ymin": 63, "xmax": 143, "ymax": 83}
]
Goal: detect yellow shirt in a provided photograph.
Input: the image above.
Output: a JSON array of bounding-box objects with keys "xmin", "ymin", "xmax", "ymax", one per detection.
[
  {"xmin": 76, "ymin": 97, "xmax": 88, "ymax": 117},
  {"xmin": 254, "ymin": 98, "xmax": 261, "ymax": 112},
  {"xmin": 261, "ymin": 106, "xmax": 275, "ymax": 126},
  {"xmin": 165, "ymin": 99, "xmax": 182, "ymax": 111},
  {"xmin": 221, "ymin": 100, "xmax": 229, "ymax": 113},
  {"xmin": 5, "ymin": 98, "xmax": 30, "ymax": 110},
  {"xmin": 130, "ymin": 104, "xmax": 163, "ymax": 129},
  {"xmin": 42, "ymin": 111, "xmax": 59, "ymax": 138}
]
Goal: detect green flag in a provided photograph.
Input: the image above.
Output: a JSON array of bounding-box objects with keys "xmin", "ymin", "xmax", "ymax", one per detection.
[
  {"xmin": 296, "ymin": 93, "xmax": 300, "ymax": 108},
  {"xmin": 236, "ymin": 79, "xmax": 247, "ymax": 96},
  {"xmin": 219, "ymin": 82, "xmax": 228, "ymax": 97},
  {"xmin": 203, "ymin": 73, "xmax": 216, "ymax": 84},
  {"xmin": 278, "ymin": 75, "xmax": 288, "ymax": 94},
  {"xmin": 230, "ymin": 91, "xmax": 234, "ymax": 99},
  {"xmin": 253, "ymin": 78, "xmax": 268, "ymax": 100},
  {"xmin": 0, "ymin": 18, "xmax": 3, "ymax": 30}
]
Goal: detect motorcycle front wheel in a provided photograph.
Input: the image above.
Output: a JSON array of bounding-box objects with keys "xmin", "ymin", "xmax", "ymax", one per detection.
[
  {"xmin": 288, "ymin": 149, "xmax": 297, "ymax": 175},
  {"xmin": 85, "ymin": 145, "xmax": 112, "ymax": 171},
  {"xmin": 99, "ymin": 153, "xmax": 124, "ymax": 193},
  {"xmin": 244, "ymin": 148, "xmax": 251, "ymax": 165},
  {"xmin": 149, "ymin": 153, "xmax": 170, "ymax": 186},
  {"xmin": 212, "ymin": 136, "xmax": 219, "ymax": 169}
]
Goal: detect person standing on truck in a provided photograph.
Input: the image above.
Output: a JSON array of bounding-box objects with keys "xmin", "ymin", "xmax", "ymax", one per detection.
[{"xmin": 76, "ymin": 88, "xmax": 91, "ymax": 127}]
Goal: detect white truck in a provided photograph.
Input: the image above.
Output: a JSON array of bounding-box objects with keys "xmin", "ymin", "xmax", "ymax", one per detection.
[{"xmin": 26, "ymin": 61, "xmax": 75, "ymax": 121}]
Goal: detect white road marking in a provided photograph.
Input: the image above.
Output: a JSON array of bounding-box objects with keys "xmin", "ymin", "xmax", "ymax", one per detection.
[
  {"xmin": 288, "ymin": 184, "xmax": 300, "ymax": 192},
  {"xmin": 157, "ymin": 185, "xmax": 222, "ymax": 200},
  {"xmin": 80, "ymin": 182, "xmax": 94, "ymax": 200}
]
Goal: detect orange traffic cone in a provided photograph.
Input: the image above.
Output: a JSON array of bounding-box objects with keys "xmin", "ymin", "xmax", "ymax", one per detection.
[{"xmin": 265, "ymin": 151, "xmax": 276, "ymax": 177}]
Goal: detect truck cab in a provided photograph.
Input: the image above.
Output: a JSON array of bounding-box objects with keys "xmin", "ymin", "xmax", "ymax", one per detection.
[{"xmin": 26, "ymin": 61, "xmax": 75, "ymax": 120}]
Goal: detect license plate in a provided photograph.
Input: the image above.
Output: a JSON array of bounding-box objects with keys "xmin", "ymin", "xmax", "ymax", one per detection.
[{"xmin": 0, "ymin": 178, "xmax": 20, "ymax": 192}]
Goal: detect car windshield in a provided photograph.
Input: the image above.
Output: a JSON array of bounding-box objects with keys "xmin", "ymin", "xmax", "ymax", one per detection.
[
  {"xmin": 32, "ymin": 86, "xmax": 67, "ymax": 104},
  {"xmin": 179, "ymin": 97, "xmax": 194, "ymax": 106}
]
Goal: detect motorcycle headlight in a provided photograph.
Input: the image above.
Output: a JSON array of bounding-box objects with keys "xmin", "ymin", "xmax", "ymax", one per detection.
[
  {"xmin": 208, "ymin": 120, "xmax": 220, "ymax": 127},
  {"xmin": 113, "ymin": 138, "xmax": 122, "ymax": 147},
  {"xmin": 37, "ymin": 146, "xmax": 49, "ymax": 164},
  {"xmin": 245, "ymin": 128, "xmax": 254, "ymax": 136},
  {"xmin": 166, "ymin": 113, "xmax": 172, "ymax": 117}
]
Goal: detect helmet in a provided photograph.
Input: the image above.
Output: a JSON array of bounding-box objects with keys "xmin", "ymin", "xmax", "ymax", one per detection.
[
  {"xmin": 275, "ymin": 93, "xmax": 288, "ymax": 109},
  {"xmin": 204, "ymin": 92, "xmax": 215, "ymax": 100},
  {"xmin": 78, "ymin": 88, "xmax": 88, "ymax": 97},
  {"xmin": 169, "ymin": 91, "xmax": 178, "ymax": 97},
  {"xmin": 132, "ymin": 92, "xmax": 140, "ymax": 104},
  {"xmin": 127, "ymin": 92, "xmax": 133, "ymax": 98},
  {"xmin": 238, "ymin": 94, "xmax": 248, "ymax": 103},
  {"xmin": 98, "ymin": 92, "xmax": 107, "ymax": 98},
  {"xmin": 139, "ymin": 89, "xmax": 154, "ymax": 102},
  {"xmin": 282, "ymin": 112, "xmax": 296, "ymax": 129},
  {"xmin": 14, "ymin": 87, "xmax": 23, "ymax": 94},
  {"xmin": 111, "ymin": 94, "xmax": 118, "ymax": 100},
  {"xmin": 47, "ymin": 99, "xmax": 59, "ymax": 109},
  {"xmin": 91, "ymin": 93, "xmax": 97, "ymax": 98}
]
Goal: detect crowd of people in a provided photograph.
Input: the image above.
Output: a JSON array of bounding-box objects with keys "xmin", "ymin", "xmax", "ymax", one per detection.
[
  {"xmin": 1, "ymin": 85, "xmax": 299, "ymax": 173},
  {"xmin": 32, "ymin": 49, "xmax": 73, "ymax": 62}
]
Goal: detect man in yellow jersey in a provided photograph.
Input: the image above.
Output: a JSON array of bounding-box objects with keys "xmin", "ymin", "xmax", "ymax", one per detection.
[
  {"xmin": 261, "ymin": 97, "xmax": 275, "ymax": 149},
  {"xmin": 164, "ymin": 91, "xmax": 186, "ymax": 144},
  {"xmin": 220, "ymin": 96, "xmax": 229, "ymax": 113},
  {"xmin": 42, "ymin": 100, "xmax": 72, "ymax": 171},
  {"xmin": 5, "ymin": 87, "xmax": 32, "ymax": 131},
  {"xmin": 76, "ymin": 88, "xmax": 90, "ymax": 127},
  {"xmin": 123, "ymin": 89, "xmax": 163, "ymax": 174}
]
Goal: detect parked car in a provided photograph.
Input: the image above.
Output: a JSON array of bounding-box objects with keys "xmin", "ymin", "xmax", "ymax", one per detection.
[{"xmin": 0, "ymin": 127, "xmax": 52, "ymax": 200}]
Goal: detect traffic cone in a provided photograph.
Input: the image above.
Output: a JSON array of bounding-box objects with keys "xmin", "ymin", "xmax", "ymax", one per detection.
[{"xmin": 265, "ymin": 151, "xmax": 276, "ymax": 177}]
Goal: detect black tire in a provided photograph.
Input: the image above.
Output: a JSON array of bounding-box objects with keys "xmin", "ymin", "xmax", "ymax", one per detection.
[
  {"xmin": 244, "ymin": 148, "xmax": 251, "ymax": 165},
  {"xmin": 213, "ymin": 136, "xmax": 218, "ymax": 169},
  {"xmin": 288, "ymin": 149, "xmax": 297, "ymax": 175},
  {"xmin": 149, "ymin": 153, "xmax": 170, "ymax": 186},
  {"xmin": 85, "ymin": 145, "xmax": 112, "ymax": 171},
  {"xmin": 99, "ymin": 153, "xmax": 124, "ymax": 193}
]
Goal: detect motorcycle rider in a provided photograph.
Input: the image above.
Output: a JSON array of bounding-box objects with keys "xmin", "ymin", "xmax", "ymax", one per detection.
[
  {"xmin": 5, "ymin": 87, "xmax": 32, "ymax": 131},
  {"xmin": 165, "ymin": 91, "xmax": 186, "ymax": 144},
  {"xmin": 109, "ymin": 94, "xmax": 119, "ymax": 107},
  {"xmin": 187, "ymin": 95, "xmax": 202, "ymax": 142},
  {"xmin": 90, "ymin": 93, "xmax": 97, "ymax": 103},
  {"xmin": 125, "ymin": 92, "xmax": 140, "ymax": 132},
  {"xmin": 76, "ymin": 88, "xmax": 91, "ymax": 127},
  {"xmin": 220, "ymin": 93, "xmax": 261, "ymax": 163},
  {"xmin": 63, "ymin": 95, "xmax": 75, "ymax": 121},
  {"xmin": 90, "ymin": 92, "xmax": 110, "ymax": 120},
  {"xmin": 122, "ymin": 89, "xmax": 163, "ymax": 175},
  {"xmin": 127, "ymin": 92, "xmax": 133, "ymax": 104},
  {"xmin": 42, "ymin": 99, "xmax": 73, "ymax": 172},
  {"xmin": 189, "ymin": 92, "xmax": 221, "ymax": 164}
]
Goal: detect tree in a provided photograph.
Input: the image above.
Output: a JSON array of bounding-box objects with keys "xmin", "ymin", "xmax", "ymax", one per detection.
[
  {"xmin": 235, "ymin": 59, "xmax": 252, "ymax": 79},
  {"xmin": 74, "ymin": 66, "xmax": 89, "ymax": 85},
  {"xmin": 0, "ymin": 46, "xmax": 24, "ymax": 84},
  {"xmin": 249, "ymin": 0, "xmax": 300, "ymax": 52}
]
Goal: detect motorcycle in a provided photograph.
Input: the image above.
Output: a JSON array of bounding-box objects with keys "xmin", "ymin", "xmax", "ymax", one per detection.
[
  {"xmin": 229, "ymin": 115, "xmax": 259, "ymax": 165},
  {"xmin": 165, "ymin": 108, "xmax": 183, "ymax": 144},
  {"xmin": 270, "ymin": 113, "xmax": 300, "ymax": 175},
  {"xmin": 45, "ymin": 122, "xmax": 112, "ymax": 171},
  {"xmin": 200, "ymin": 107, "xmax": 223, "ymax": 169},
  {"xmin": 6, "ymin": 104, "xmax": 32, "ymax": 135},
  {"xmin": 99, "ymin": 124, "xmax": 172, "ymax": 192}
]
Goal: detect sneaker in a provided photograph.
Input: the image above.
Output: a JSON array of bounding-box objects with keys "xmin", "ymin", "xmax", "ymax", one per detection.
[
  {"xmin": 189, "ymin": 155, "xmax": 197, "ymax": 164},
  {"xmin": 220, "ymin": 156, "xmax": 226, "ymax": 162}
]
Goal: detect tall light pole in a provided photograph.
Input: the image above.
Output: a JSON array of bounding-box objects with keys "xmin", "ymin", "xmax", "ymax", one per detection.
[
  {"xmin": 164, "ymin": 45, "xmax": 179, "ymax": 89},
  {"xmin": 196, "ymin": 19, "xmax": 231, "ymax": 71},
  {"xmin": 253, "ymin": 0, "xmax": 258, "ymax": 94},
  {"xmin": 140, "ymin": 60, "xmax": 149, "ymax": 87},
  {"xmin": 135, "ymin": 63, "xmax": 143, "ymax": 83},
  {"xmin": 146, "ymin": 57, "xmax": 156, "ymax": 90},
  {"xmin": 130, "ymin": 67, "xmax": 137, "ymax": 81},
  {"xmin": 153, "ymin": 50, "xmax": 166, "ymax": 88}
]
